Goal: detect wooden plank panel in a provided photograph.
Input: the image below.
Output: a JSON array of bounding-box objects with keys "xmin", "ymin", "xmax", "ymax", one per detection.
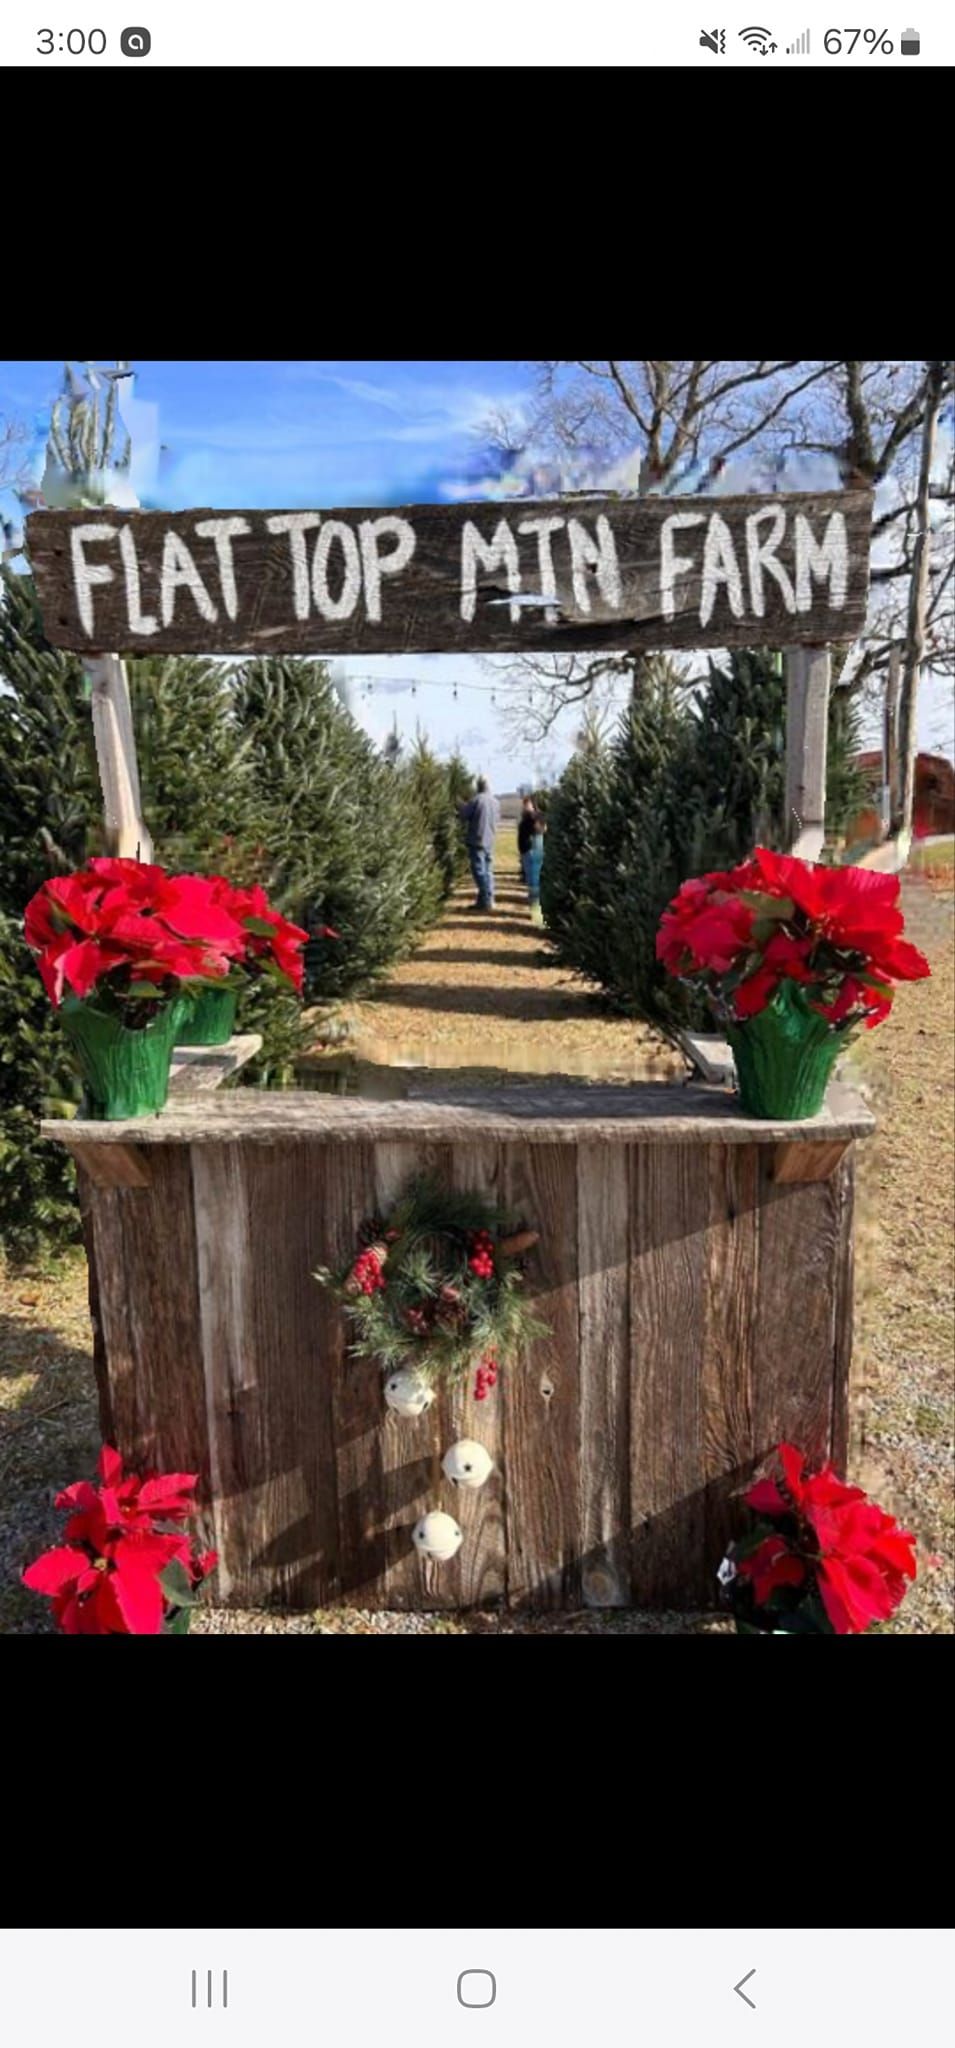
[
  {"xmin": 501, "ymin": 1144, "xmax": 580, "ymax": 1610},
  {"xmin": 322, "ymin": 1142, "xmax": 387, "ymax": 1606},
  {"xmin": 191, "ymin": 1144, "xmax": 255, "ymax": 1601},
  {"xmin": 701, "ymin": 1144, "xmax": 761, "ymax": 1594},
  {"xmin": 192, "ymin": 1142, "xmax": 345, "ymax": 1606},
  {"xmin": 753, "ymin": 1157, "xmax": 843, "ymax": 1473},
  {"xmin": 67, "ymin": 1140, "xmax": 151, "ymax": 1187},
  {"xmin": 40, "ymin": 1075, "xmax": 877, "ymax": 1148},
  {"xmin": 630, "ymin": 1144, "xmax": 710, "ymax": 1607},
  {"xmin": 829, "ymin": 1149, "xmax": 855, "ymax": 1471},
  {"xmin": 373, "ymin": 1142, "xmax": 454, "ymax": 1609},
  {"xmin": 577, "ymin": 1142, "xmax": 631, "ymax": 1607},
  {"xmin": 773, "ymin": 1139, "xmax": 849, "ymax": 1184},
  {"xmin": 441, "ymin": 1144, "xmax": 507, "ymax": 1611},
  {"xmin": 75, "ymin": 1167, "xmax": 118, "ymax": 1444},
  {"xmin": 27, "ymin": 490, "xmax": 872, "ymax": 656}
]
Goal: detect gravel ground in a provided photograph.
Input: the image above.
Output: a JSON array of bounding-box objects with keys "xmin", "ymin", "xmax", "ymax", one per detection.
[{"xmin": 2, "ymin": 855, "xmax": 951, "ymax": 1635}]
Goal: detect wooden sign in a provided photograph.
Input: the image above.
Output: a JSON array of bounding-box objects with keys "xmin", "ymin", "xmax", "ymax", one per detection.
[{"xmin": 26, "ymin": 488, "xmax": 873, "ymax": 657}]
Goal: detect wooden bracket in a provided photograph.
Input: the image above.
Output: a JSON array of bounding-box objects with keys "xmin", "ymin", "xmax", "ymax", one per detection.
[
  {"xmin": 68, "ymin": 1141, "xmax": 152, "ymax": 1188},
  {"xmin": 772, "ymin": 1140, "xmax": 850, "ymax": 1185}
]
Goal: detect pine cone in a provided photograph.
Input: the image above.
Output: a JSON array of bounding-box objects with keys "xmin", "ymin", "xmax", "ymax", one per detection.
[
  {"xmin": 357, "ymin": 1215, "xmax": 385, "ymax": 1248},
  {"xmin": 497, "ymin": 1229, "xmax": 540, "ymax": 1258}
]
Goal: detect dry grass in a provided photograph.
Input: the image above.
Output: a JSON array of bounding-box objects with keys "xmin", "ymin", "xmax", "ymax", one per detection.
[{"xmin": 3, "ymin": 854, "xmax": 952, "ymax": 1635}]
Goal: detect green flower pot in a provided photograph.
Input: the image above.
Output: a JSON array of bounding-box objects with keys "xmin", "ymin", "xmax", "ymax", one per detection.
[
  {"xmin": 725, "ymin": 978, "xmax": 844, "ymax": 1121},
  {"xmin": 59, "ymin": 994, "xmax": 190, "ymax": 1121},
  {"xmin": 175, "ymin": 982, "xmax": 238, "ymax": 1047}
]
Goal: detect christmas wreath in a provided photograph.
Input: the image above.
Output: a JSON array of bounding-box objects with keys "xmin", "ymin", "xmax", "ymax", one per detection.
[{"xmin": 314, "ymin": 1174, "xmax": 550, "ymax": 1398}]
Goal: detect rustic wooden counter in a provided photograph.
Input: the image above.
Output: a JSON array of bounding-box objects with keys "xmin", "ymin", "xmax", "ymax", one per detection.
[{"xmin": 42, "ymin": 1047, "xmax": 874, "ymax": 1614}]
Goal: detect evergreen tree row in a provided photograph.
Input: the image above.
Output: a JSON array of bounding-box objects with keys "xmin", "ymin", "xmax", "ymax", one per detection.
[
  {"xmin": 540, "ymin": 650, "xmax": 867, "ymax": 1036},
  {"xmin": 0, "ymin": 567, "xmax": 471, "ymax": 1260}
]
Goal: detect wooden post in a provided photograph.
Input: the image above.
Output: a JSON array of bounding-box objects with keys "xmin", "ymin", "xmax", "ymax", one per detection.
[
  {"xmin": 883, "ymin": 641, "xmax": 901, "ymax": 838},
  {"xmin": 84, "ymin": 652, "xmax": 153, "ymax": 860},
  {"xmin": 784, "ymin": 646, "xmax": 830, "ymax": 861}
]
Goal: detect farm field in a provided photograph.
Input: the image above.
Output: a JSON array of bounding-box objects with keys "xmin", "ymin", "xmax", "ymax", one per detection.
[{"xmin": 2, "ymin": 851, "xmax": 952, "ymax": 1635}]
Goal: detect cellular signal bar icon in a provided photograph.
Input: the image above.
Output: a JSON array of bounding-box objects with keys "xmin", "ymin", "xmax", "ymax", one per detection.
[{"xmin": 786, "ymin": 27, "xmax": 810, "ymax": 49}]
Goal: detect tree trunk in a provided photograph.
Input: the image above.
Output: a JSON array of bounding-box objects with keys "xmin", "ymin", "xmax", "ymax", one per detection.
[
  {"xmin": 891, "ymin": 361, "xmax": 947, "ymax": 845},
  {"xmin": 882, "ymin": 641, "xmax": 900, "ymax": 837}
]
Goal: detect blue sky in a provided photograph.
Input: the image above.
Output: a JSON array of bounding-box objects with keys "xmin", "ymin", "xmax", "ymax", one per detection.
[{"xmin": 1, "ymin": 359, "xmax": 951, "ymax": 779}]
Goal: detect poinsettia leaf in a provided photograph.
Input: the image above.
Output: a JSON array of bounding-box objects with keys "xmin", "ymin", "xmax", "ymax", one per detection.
[
  {"xmin": 739, "ymin": 892, "xmax": 796, "ymax": 921},
  {"xmin": 163, "ymin": 1604, "xmax": 193, "ymax": 1634},
  {"xmin": 122, "ymin": 980, "xmax": 167, "ymax": 999},
  {"xmin": 159, "ymin": 1558, "xmax": 197, "ymax": 1608},
  {"xmin": 243, "ymin": 915, "xmax": 277, "ymax": 938}
]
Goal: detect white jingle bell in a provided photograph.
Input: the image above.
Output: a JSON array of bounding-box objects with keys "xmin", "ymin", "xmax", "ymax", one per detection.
[
  {"xmin": 412, "ymin": 1511, "xmax": 463, "ymax": 1563},
  {"xmin": 441, "ymin": 1438, "xmax": 494, "ymax": 1490},
  {"xmin": 384, "ymin": 1369, "xmax": 435, "ymax": 1418}
]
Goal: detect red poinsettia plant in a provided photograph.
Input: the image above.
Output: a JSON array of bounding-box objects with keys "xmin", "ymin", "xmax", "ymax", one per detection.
[
  {"xmin": 22, "ymin": 1444, "xmax": 217, "ymax": 1634},
  {"xmin": 719, "ymin": 1442, "xmax": 918, "ymax": 1634},
  {"xmin": 24, "ymin": 857, "xmax": 249, "ymax": 1021},
  {"xmin": 657, "ymin": 846, "xmax": 930, "ymax": 1031},
  {"xmin": 204, "ymin": 876, "xmax": 328, "ymax": 994}
]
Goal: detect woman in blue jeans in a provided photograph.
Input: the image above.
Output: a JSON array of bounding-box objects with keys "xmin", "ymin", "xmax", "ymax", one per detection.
[{"xmin": 523, "ymin": 814, "xmax": 546, "ymax": 924}]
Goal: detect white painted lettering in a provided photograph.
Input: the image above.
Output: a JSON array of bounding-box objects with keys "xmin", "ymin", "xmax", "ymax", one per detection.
[
  {"xmin": 517, "ymin": 515, "xmax": 565, "ymax": 622},
  {"xmin": 567, "ymin": 515, "xmax": 622, "ymax": 613},
  {"xmin": 745, "ymin": 505, "xmax": 796, "ymax": 616},
  {"xmin": 460, "ymin": 519, "xmax": 522, "ymax": 624},
  {"xmin": 160, "ymin": 531, "xmax": 218, "ymax": 627},
  {"xmin": 794, "ymin": 511, "xmax": 848, "ymax": 612},
  {"xmin": 700, "ymin": 513, "xmax": 745, "ymax": 628},
  {"xmin": 118, "ymin": 527, "xmax": 158, "ymax": 636},
  {"xmin": 358, "ymin": 516, "xmax": 416, "ymax": 623},
  {"xmin": 70, "ymin": 523, "xmax": 117, "ymax": 638},
  {"xmin": 660, "ymin": 513, "xmax": 705, "ymax": 621},
  {"xmin": 312, "ymin": 520, "xmax": 362, "ymax": 621},
  {"xmin": 194, "ymin": 517, "xmax": 252, "ymax": 622},
  {"xmin": 266, "ymin": 513, "xmax": 322, "ymax": 620}
]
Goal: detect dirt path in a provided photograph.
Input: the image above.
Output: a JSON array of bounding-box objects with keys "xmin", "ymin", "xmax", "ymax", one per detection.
[{"xmin": 321, "ymin": 841, "xmax": 682, "ymax": 1084}]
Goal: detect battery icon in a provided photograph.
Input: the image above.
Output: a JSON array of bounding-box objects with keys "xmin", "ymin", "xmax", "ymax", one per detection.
[{"xmin": 900, "ymin": 27, "xmax": 920, "ymax": 52}]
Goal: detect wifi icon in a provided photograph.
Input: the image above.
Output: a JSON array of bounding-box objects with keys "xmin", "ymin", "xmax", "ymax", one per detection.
[{"xmin": 739, "ymin": 25, "xmax": 777, "ymax": 51}]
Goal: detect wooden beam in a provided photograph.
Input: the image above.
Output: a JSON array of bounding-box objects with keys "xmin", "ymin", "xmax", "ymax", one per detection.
[
  {"xmin": 67, "ymin": 1140, "xmax": 151, "ymax": 1187},
  {"xmin": 167, "ymin": 1033, "xmax": 263, "ymax": 1096},
  {"xmin": 84, "ymin": 652, "xmax": 153, "ymax": 860},
  {"xmin": 27, "ymin": 491, "xmax": 874, "ymax": 658},
  {"xmin": 772, "ymin": 1140, "xmax": 850, "ymax": 1184},
  {"xmin": 785, "ymin": 645, "xmax": 830, "ymax": 861}
]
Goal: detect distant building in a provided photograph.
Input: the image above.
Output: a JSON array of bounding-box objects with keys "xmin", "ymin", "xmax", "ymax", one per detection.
[{"xmin": 848, "ymin": 750, "xmax": 955, "ymax": 842}]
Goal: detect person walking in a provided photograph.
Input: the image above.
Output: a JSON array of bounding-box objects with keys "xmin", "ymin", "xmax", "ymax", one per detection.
[
  {"xmin": 523, "ymin": 807, "xmax": 546, "ymax": 924},
  {"xmin": 517, "ymin": 794, "xmax": 538, "ymax": 888},
  {"xmin": 458, "ymin": 776, "xmax": 501, "ymax": 912}
]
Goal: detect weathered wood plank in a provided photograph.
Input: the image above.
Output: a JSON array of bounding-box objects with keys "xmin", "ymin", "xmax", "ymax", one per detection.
[
  {"xmin": 75, "ymin": 1163, "xmax": 115, "ymax": 1443},
  {"xmin": 192, "ymin": 1142, "xmax": 341, "ymax": 1606},
  {"xmin": 167, "ymin": 1034, "xmax": 262, "ymax": 1095},
  {"xmin": 116, "ymin": 1146, "xmax": 211, "ymax": 1541},
  {"xmin": 773, "ymin": 1139, "xmax": 850, "ymax": 1184},
  {"xmin": 577, "ymin": 1142, "xmax": 631, "ymax": 1606},
  {"xmin": 322, "ymin": 1142, "xmax": 386, "ymax": 1605},
  {"xmin": 441, "ymin": 1144, "xmax": 507, "ymax": 1610},
  {"xmin": 373, "ymin": 1142, "xmax": 454, "ymax": 1609},
  {"xmin": 829, "ymin": 1149, "xmax": 855, "ymax": 1471},
  {"xmin": 40, "ymin": 1077, "xmax": 877, "ymax": 1148},
  {"xmin": 502, "ymin": 1145, "xmax": 580, "ymax": 1610},
  {"xmin": 84, "ymin": 1186, "xmax": 138, "ymax": 1451},
  {"xmin": 67, "ymin": 1140, "xmax": 151, "ymax": 1187},
  {"xmin": 701, "ymin": 1144, "xmax": 761, "ymax": 1593},
  {"xmin": 630, "ymin": 1144, "xmax": 710, "ymax": 1607},
  {"xmin": 753, "ymin": 1157, "xmax": 843, "ymax": 1473},
  {"xmin": 26, "ymin": 490, "xmax": 873, "ymax": 657}
]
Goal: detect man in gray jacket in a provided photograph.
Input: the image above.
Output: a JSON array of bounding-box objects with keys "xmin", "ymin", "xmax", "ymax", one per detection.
[{"xmin": 458, "ymin": 776, "xmax": 501, "ymax": 911}]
